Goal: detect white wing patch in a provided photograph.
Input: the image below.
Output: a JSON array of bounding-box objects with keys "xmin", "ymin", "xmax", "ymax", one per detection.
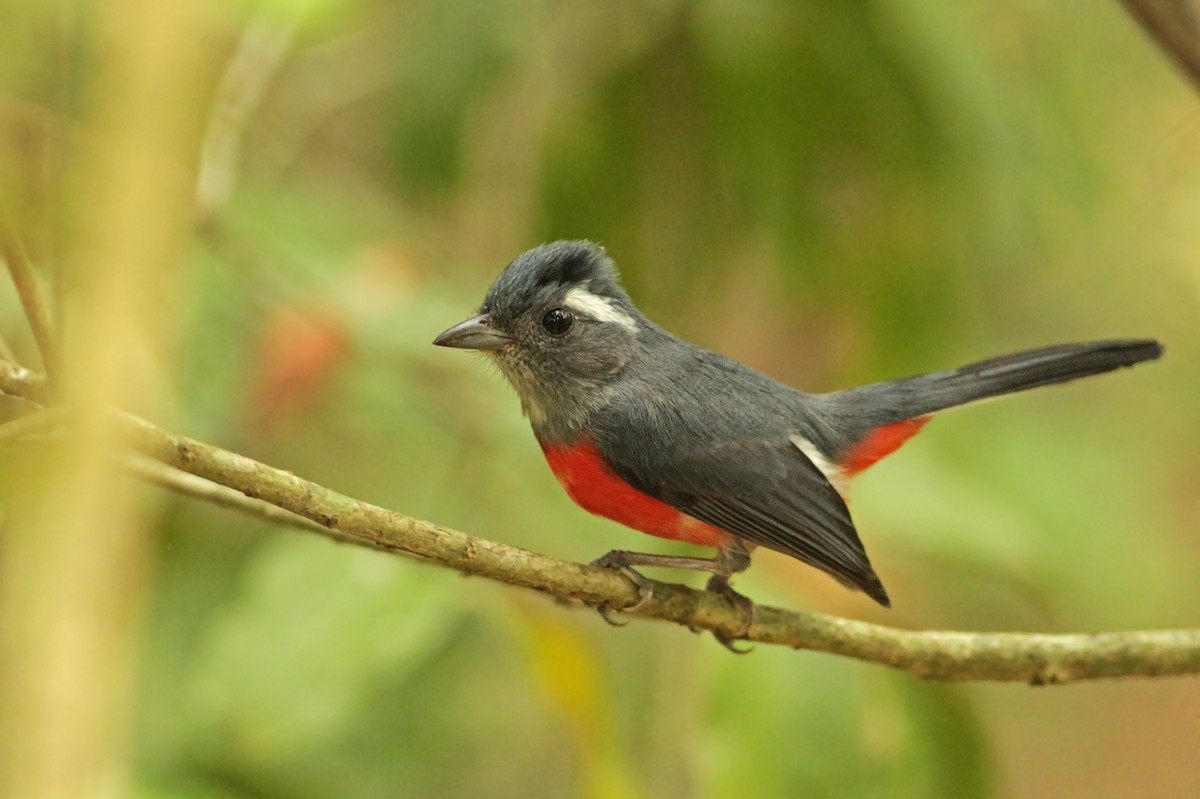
[
  {"xmin": 563, "ymin": 287, "xmax": 638, "ymax": 333},
  {"xmin": 788, "ymin": 433, "xmax": 849, "ymax": 495}
]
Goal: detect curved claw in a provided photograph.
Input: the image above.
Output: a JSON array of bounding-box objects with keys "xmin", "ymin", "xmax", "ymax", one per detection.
[
  {"xmin": 705, "ymin": 574, "xmax": 758, "ymax": 653},
  {"xmin": 714, "ymin": 632, "xmax": 755, "ymax": 654},
  {"xmin": 621, "ymin": 573, "xmax": 656, "ymax": 613},
  {"xmin": 596, "ymin": 604, "xmax": 630, "ymax": 627},
  {"xmin": 590, "ymin": 554, "xmax": 657, "ymax": 626}
]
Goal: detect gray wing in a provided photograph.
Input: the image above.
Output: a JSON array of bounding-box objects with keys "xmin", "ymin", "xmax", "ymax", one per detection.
[{"xmin": 592, "ymin": 400, "xmax": 890, "ymax": 606}]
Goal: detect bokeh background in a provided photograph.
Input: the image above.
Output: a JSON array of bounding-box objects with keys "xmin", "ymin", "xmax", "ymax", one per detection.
[{"xmin": 1, "ymin": 1, "xmax": 1198, "ymax": 797}]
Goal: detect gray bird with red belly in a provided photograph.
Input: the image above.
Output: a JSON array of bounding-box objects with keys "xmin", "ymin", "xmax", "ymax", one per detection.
[{"xmin": 435, "ymin": 241, "xmax": 1162, "ymax": 636}]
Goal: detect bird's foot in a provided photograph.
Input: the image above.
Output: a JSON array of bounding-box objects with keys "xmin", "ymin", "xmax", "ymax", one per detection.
[
  {"xmin": 591, "ymin": 551, "xmax": 656, "ymax": 626},
  {"xmin": 705, "ymin": 575, "xmax": 757, "ymax": 654}
]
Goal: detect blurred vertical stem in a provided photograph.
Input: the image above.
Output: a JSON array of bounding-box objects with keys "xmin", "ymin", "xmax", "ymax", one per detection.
[
  {"xmin": 0, "ymin": 231, "xmax": 57, "ymax": 382},
  {"xmin": 1119, "ymin": 0, "xmax": 1200, "ymax": 91},
  {"xmin": 0, "ymin": 2, "xmax": 206, "ymax": 798}
]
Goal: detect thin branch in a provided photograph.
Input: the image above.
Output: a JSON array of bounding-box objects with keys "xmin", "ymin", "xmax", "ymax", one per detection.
[
  {"xmin": 120, "ymin": 452, "xmax": 340, "ymax": 539},
  {"xmin": 0, "ymin": 235, "xmax": 57, "ymax": 382},
  {"xmin": 0, "ymin": 359, "xmax": 1196, "ymax": 684},
  {"xmin": 0, "ymin": 406, "xmax": 65, "ymax": 445},
  {"xmin": 0, "ymin": 360, "xmax": 47, "ymax": 401},
  {"xmin": 0, "ymin": 331, "xmax": 19, "ymax": 363},
  {"xmin": 196, "ymin": 10, "xmax": 302, "ymax": 221},
  {"xmin": 1119, "ymin": 0, "xmax": 1200, "ymax": 92}
]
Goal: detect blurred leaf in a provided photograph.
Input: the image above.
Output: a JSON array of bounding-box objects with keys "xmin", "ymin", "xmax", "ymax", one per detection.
[
  {"xmin": 186, "ymin": 538, "xmax": 464, "ymax": 755},
  {"xmin": 513, "ymin": 604, "xmax": 645, "ymax": 799},
  {"xmin": 700, "ymin": 650, "xmax": 991, "ymax": 799}
]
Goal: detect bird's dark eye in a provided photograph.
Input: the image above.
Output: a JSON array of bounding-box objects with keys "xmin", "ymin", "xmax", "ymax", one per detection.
[{"xmin": 541, "ymin": 307, "xmax": 574, "ymax": 336}]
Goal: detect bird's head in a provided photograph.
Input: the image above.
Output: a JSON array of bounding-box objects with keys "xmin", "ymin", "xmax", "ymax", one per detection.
[{"xmin": 434, "ymin": 241, "xmax": 646, "ymax": 431}]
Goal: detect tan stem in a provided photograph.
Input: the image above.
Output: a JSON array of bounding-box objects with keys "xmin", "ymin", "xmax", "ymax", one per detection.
[{"xmin": 0, "ymin": 359, "xmax": 1196, "ymax": 685}]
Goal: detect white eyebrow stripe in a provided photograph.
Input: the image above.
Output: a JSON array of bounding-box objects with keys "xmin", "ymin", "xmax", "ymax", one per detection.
[{"xmin": 562, "ymin": 287, "xmax": 638, "ymax": 333}]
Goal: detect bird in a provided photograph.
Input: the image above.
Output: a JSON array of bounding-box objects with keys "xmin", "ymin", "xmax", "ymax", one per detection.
[{"xmin": 434, "ymin": 240, "xmax": 1162, "ymax": 637}]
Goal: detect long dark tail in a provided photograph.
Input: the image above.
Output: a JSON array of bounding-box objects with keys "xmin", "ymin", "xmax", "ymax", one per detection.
[{"xmin": 820, "ymin": 339, "xmax": 1163, "ymax": 450}]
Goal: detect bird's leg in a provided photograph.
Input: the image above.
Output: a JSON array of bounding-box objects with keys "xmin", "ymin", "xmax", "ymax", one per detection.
[
  {"xmin": 705, "ymin": 543, "xmax": 757, "ymax": 653},
  {"xmin": 590, "ymin": 551, "xmax": 654, "ymax": 626},
  {"xmin": 590, "ymin": 550, "xmax": 730, "ymax": 625},
  {"xmin": 590, "ymin": 545, "xmax": 758, "ymax": 652}
]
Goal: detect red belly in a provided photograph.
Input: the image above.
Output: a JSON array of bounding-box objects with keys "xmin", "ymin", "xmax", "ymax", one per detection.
[{"xmin": 538, "ymin": 438, "xmax": 732, "ymax": 549}]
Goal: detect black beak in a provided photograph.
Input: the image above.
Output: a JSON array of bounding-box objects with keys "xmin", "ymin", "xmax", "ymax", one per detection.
[{"xmin": 433, "ymin": 315, "xmax": 512, "ymax": 351}]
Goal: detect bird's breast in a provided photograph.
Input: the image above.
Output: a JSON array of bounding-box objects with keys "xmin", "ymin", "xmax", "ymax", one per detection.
[{"xmin": 537, "ymin": 436, "xmax": 732, "ymax": 549}]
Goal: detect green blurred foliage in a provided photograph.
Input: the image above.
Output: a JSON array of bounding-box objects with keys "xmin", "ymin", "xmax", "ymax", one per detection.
[{"xmin": 2, "ymin": 0, "xmax": 1199, "ymax": 797}]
